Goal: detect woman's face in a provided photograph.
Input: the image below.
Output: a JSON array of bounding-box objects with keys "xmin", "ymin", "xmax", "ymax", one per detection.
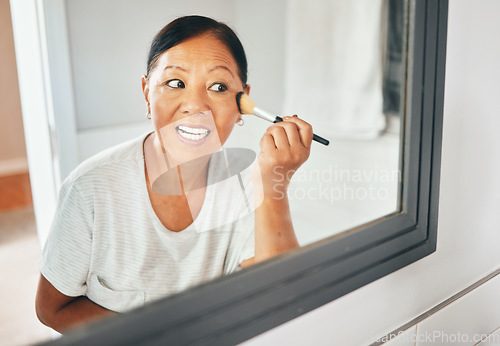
[{"xmin": 142, "ymin": 34, "xmax": 249, "ymax": 165}]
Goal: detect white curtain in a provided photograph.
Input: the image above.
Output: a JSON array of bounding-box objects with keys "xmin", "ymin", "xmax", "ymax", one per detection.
[{"xmin": 283, "ymin": 0, "xmax": 386, "ymax": 140}]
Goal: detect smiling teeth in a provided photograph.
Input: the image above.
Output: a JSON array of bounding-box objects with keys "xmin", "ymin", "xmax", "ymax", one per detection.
[{"xmin": 177, "ymin": 126, "xmax": 210, "ymax": 140}]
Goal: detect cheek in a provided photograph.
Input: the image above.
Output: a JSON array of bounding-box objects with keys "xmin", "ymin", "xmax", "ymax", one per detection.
[
  {"xmin": 212, "ymin": 100, "xmax": 241, "ymax": 140},
  {"xmin": 150, "ymin": 92, "xmax": 177, "ymax": 126},
  {"xmin": 215, "ymin": 114, "xmax": 238, "ymax": 143}
]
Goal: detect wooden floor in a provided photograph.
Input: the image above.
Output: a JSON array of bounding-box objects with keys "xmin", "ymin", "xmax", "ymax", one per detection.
[
  {"xmin": 0, "ymin": 207, "xmax": 53, "ymax": 345},
  {"xmin": 0, "ymin": 173, "xmax": 53, "ymax": 344},
  {"xmin": 0, "ymin": 172, "xmax": 33, "ymax": 211}
]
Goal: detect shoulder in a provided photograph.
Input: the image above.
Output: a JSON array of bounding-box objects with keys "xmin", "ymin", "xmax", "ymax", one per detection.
[{"xmin": 64, "ymin": 133, "xmax": 150, "ymax": 186}]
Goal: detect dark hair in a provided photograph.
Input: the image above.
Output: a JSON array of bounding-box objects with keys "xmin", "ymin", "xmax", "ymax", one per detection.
[{"xmin": 146, "ymin": 15, "xmax": 248, "ymax": 87}]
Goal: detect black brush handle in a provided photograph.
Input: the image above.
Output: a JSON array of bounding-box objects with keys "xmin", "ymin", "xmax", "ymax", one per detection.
[{"xmin": 273, "ymin": 116, "xmax": 330, "ymax": 146}]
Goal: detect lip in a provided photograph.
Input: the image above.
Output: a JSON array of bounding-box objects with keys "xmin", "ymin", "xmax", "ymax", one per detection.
[
  {"xmin": 177, "ymin": 123, "xmax": 211, "ymax": 130},
  {"xmin": 175, "ymin": 124, "xmax": 212, "ymax": 146}
]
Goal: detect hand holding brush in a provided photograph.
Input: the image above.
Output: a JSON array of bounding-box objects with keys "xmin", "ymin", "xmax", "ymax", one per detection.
[{"xmin": 236, "ymin": 92, "xmax": 330, "ymax": 146}]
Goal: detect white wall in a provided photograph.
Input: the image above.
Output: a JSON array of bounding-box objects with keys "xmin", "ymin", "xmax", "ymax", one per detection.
[
  {"xmin": 10, "ymin": 0, "xmax": 59, "ymax": 247},
  {"xmin": 243, "ymin": 1, "xmax": 500, "ymax": 345}
]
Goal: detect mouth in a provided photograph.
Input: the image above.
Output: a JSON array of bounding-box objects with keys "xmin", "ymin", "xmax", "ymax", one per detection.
[{"xmin": 175, "ymin": 125, "xmax": 211, "ymax": 144}]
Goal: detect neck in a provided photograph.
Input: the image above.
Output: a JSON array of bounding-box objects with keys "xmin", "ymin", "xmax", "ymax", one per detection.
[{"xmin": 144, "ymin": 132, "xmax": 210, "ymax": 196}]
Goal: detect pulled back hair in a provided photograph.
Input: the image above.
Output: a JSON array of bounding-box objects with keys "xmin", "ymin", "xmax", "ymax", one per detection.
[{"xmin": 146, "ymin": 15, "xmax": 248, "ymax": 87}]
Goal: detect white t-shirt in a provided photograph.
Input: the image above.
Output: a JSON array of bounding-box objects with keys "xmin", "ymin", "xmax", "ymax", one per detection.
[{"xmin": 40, "ymin": 133, "xmax": 256, "ymax": 313}]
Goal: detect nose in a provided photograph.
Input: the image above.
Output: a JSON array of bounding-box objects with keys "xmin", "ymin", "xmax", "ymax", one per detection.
[{"xmin": 179, "ymin": 86, "xmax": 209, "ymax": 116}]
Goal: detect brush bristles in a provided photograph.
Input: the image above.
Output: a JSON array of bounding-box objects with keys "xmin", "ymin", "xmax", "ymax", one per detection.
[{"xmin": 236, "ymin": 92, "xmax": 255, "ymax": 115}]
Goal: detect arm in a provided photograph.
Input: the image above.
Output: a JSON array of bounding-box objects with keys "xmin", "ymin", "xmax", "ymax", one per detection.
[
  {"xmin": 242, "ymin": 116, "xmax": 313, "ymax": 267},
  {"xmin": 253, "ymin": 193, "xmax": 299, "ymax": 262},
  {"xmin": 35, "ymin": 274, "xmax": 115, "ymax": 333}
]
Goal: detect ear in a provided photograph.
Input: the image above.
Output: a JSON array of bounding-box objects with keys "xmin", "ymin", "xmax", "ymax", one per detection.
[{"xmin": 141, "ymin": 75, "xmax": 151, "ymax": 115}]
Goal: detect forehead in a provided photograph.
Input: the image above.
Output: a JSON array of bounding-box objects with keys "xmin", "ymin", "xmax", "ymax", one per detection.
[{"xmin": 155, "ymin": 35, "xmax": 238, "ymax": 71}]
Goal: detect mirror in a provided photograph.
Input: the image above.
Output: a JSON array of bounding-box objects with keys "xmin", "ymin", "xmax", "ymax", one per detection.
[
  {"xmin": 57, "ymin": 0, "xmax": 407, "ymax": 247},
  {"xmin": 51, "ymin": 0, "xmax": 406, "ymax": 326},
  {"xmin": 11, "ymin": 0, "xmax": 453, "ymax": 344}
]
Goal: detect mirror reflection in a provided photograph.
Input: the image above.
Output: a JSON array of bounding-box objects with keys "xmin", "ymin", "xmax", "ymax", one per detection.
[{"xmin": 2, "ymin": 0, "xmax": 408, "ymax": 339}]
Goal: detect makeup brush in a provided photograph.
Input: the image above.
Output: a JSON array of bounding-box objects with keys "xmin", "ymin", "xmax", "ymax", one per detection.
[{"xmin": 236, "ymin": 92, "xmax": 330, "ymax": 146}]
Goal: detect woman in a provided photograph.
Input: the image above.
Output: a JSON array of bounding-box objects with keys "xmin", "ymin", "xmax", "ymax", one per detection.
[{"xmin": 35, "ymin": 15, "xmax": 313, "ymax": 333}]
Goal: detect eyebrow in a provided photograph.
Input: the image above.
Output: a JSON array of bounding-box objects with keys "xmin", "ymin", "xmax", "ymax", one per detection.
[
  {"xmin": 162, "ymin": 64, "xmax": 234, "ymax": 77},
  {"xmin": 163, "ymin": 65, "xmax": 188, "ymax": 72},
  {"xmin": 209, "ymin": 65, "xmax": 234, "ymax": 77}
]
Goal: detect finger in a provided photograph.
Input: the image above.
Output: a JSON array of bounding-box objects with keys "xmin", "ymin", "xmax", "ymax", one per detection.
[
  {"xmin": 282, "ymin": 116, "xmax": 314, "ymax": 149},
  {"xmin": 260, "ymin": 132, "xmax": 277, "ymax": 152},
  {"xmin": 266, "ymin": 125, "xmax": 290, "ymax": 150},
  {"xmin": 274, "ymin": 121, "xmax": 303, "ymax": 148}
]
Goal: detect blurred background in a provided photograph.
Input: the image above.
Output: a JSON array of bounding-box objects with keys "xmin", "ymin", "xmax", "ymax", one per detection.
[{"xmin": 1, "ymin": 0, "xmax": 406, "ymax": 344}]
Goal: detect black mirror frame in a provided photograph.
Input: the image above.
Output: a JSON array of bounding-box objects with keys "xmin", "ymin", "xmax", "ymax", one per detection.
[{"xmin": 44, "ymin": 0, "xmax": 448, "ymax": 344}]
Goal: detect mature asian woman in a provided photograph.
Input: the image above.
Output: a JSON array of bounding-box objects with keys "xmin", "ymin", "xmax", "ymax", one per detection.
[{"xmin": 35, "ymin": 15, "xmax": 313, "ymax": 333}]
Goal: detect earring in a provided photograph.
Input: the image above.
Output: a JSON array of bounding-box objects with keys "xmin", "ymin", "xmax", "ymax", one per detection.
[
  {"xmin": 146, "ymin": 111, "xmax": 151, "ymax": 119},
  {"xmin": 237, "ymin": 118, "xmax": 244, "ymax": 126}
]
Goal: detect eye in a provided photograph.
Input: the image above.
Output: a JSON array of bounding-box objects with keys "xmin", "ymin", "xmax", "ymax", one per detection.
[
  {"xmin": 166, "ymin": 79, "xmax": 185, "ymax": 89},
  {"xmin": 209, "ymin": 82, "xmax": 228, "ymax": 92}
]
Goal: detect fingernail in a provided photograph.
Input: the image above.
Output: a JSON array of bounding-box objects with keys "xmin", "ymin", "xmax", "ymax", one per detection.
[{"xmin": 283, "ymin": 116, "xmax": 292, "ymax": 120}]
